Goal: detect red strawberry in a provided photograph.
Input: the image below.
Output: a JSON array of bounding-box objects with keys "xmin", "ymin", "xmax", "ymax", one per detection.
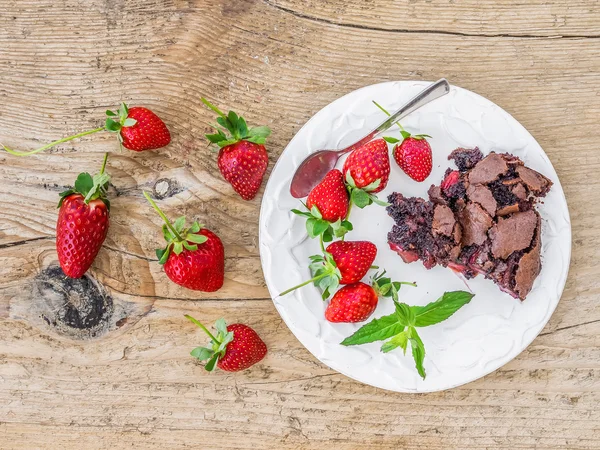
[
  {"xmin": 144, "ymin": 192, "xmax": 224, "ymax": 292},
  {"xmin": 326, "ymin": 240, "xmax": 377, "ymax": 284},
  {"xmin": 441, "ymin": 170, "xmax": 460, "ymax": 193},
  {"xmin": 56, "ymin": 153, "xmax": 111, "ymax": 278},
  {"xmin": 394, "ymin": 136, "xmax": 433, "ymax": 182},
  {"xmin": 343, "ymin": 138, "xmax": 390, "ymax": 193},
  {"xmin": 325, "ymin": 271, "xmax": 416, "ymax": 323},
  {"xmin": 306, "ymin": 169, "xmax": 349, "ymax": 222},
  {"xmin": 2, "ymin": 102, "xmax": 170, "ymax": 157},
  {"xmin": 118, "ymin": 106, "xmax": 171, "ymax": 151},
  {"xmin": 203, "ymin": 98, "xmax": 270, "ymax": 200},
  {"xmin": 217, "ymin": 140, "xmax": 268, "ymax": 200},
  {"xmin": 186, "ymin": 316, "xmax": 267, "ymax": 372},
  {"xmin": 325, "ymin": 282, "xmax": 378, "ymax": 323},
  {"xmin": 279, "ymin": 240, "xmax": 377, "ymax": 300}
]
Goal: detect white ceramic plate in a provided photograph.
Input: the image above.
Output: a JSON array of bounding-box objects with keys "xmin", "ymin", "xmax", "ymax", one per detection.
[{"xmin": 259, "ymin": 81, "xmax": 571, "ymax": 393}]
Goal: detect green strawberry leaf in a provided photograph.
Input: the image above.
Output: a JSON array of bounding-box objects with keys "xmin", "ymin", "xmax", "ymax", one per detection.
[
  {"xmin": 248, "ymin": 126, "xmax": 271, "ymax": 138},
  {"xmin": 400, "ymin": 130, "xmax": 411, "ymax": 139},
  {"xmin": 174, "ymin": 216, "xmax": 186, "ymax": 233},
  {"xmin": 345, "ymin": 171, "xmax": 357, "ymax": 188},
  {"xmin": 105, "ymin": 118, "xmax": 121, "ymax": 132},
  {"xmin": 215, "ymin": 318, "xmax": 228, "ymax": 336},
  {"xmin": 362, "ymin": 178, "xmax": 381, "ymax": 193},
  {"xmin": 123, "ymin": 118, "xmax": 137, "ymax": 127},
  {"xmin": 74, "ymin": 173, "xmax": 94, "ymax": 197},
  {"xmin": 351, "ymin": 188, "xmax": 370, "ymax": 209},
  {"xmin": 310, "ymin": 205, "xmax": 323, "ymax": 220},
  {"xmin": 190, "ymin": 346, "xmax": 214, "ymax": 361},
  {"xmin": 383, "ymin": 136, "xmax": 400, "ymax": 144},
  {"xmin": 381, "ymin": 329, "xmax": 409, "ymax": 354},
  {"xmin": 183, "ymin": 241, "xmax": 198, "ymax": 251},
  {"xmin": 204, "ymin": 353, "xmax": 220, "ymax": 372},
  {"xmin": 291, "ymin": 209, "xmax": 312, "ymax": 218},
  {"xmin": 118, "ymin": 102, "xmax": 129, "ymax": 121},
  {"xmin": 189, "ymin": 222, "xmax": 202, "ymax": 234},
  {"xmin": 409, "ymin": 327, "xmax": 426, "ymax": 379},
  {"xmin": 187, "ymin": 233, "xmax": 208, "ymax": 244},
  {"xmin": 341, "ymin": 313, "xmax": 405, "ymax": 346},
  {"xmin": 244, "ymin": 136, "xmax": 266, "ymax": 145},
  {"xmin": 370, "ymin": 194, "xmax": 391, "ymax": 207},
  {"xmin": 173, "ymin": 241, "xmax": 184, "ymax": 255},
  {"xmin": 322, "ymin": 226, "xmax": 334, "ymax": 242},
  {"xmin": 412, "ymin": 291, "xmax": 475, "ymax": 327},
  {"xmin": 206, "ymin": 133, "xmax": 225, "ymax": 144}
]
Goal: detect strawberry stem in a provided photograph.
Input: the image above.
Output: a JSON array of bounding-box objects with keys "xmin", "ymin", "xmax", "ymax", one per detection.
[
  {"xmin": 99, "ymin": 152, "xmax": 108, "ymax": 175},
  {"xmin": 184, "ymin": 315, "xmax": 221, "ymax": 344},
  {"xmin": 373, "ymin": 101, "xmax": 405, "ymax": 132},
  {"xmin": 319, "ymin": 234, "xmax": 325, "ymax": 253},
  {"xmin": 2, "ymin": 127, "xmax": 105, "ymax": 156},
  {"xmin": 278, "ymin": 271, "xmax": 331, "ymax": 297},
  {"xmin": 142, "ymin": 191, "xmax": 184, "ymax": 242}
]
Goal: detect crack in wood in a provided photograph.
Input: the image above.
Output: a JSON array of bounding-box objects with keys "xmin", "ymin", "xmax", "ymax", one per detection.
[
  {"xmin": 263, "ymin": 0, "xmax": 600, "ymax": 39},
  {"xmin": 0, "ymin": 236, "xmax": 52, "ymax": 250}
]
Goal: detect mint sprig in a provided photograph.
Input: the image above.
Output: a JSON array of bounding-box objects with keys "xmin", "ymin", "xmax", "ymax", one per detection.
[
  {"xmin": 202, "ymin": 97, "xmax": 271, "ymax": 148},
  {"xmin": 341, "ymin": 291, "xmax": 475, "ymax": 379}
]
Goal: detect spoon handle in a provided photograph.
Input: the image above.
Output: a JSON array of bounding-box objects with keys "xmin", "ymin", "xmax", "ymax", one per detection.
[{"xmin": 338, "ymin": 78, "xmax": 451, "ymax": 155}]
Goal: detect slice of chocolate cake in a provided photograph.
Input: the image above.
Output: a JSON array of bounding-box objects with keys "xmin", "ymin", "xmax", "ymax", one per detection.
[{"xmin": 387, "ymin": 147, "xmax": 552, "ymax": 300}]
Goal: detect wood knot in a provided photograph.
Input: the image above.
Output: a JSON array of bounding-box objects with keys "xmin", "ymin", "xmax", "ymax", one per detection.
[
  {"xmin": 153, "ymin": 178, "xmax": 180, "ymax": 199},
  {"xmin": 34, "ymin": 266, "xmax": 113, "ymax": 339}
]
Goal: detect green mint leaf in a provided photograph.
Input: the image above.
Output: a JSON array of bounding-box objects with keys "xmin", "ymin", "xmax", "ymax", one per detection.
[
  {"xmin": 74, "ymin": 172, "xmax": 94, "ymax": 197},
  {"xmin": 351, "ymin": 188, "xmax": 370, "ymax": 209},
  {"xmin": 412, "ymin": 291, "xmax": 475, "ymax": 327},
  {"xmin": 204, "ymin": 353, "xmax": 219, "ymax": 372},
  {"xmin": 105, "ymin": 118, "xmax": 121, "ymax": 132},
  {"xmin": 174, "ymin": 216, "xmax": 186, "ymax": 233},
  {"xmin": 394, "ymin": 302, "xmax": 414, "ymax": 326},
  {"xmin": 123, "ymin": 118, "xmax": 137, "ymax": 127},
  {"xmin": 187, "ymin": 233, "xmax": 208, "ymax": 244},
  {"xmin": 381, "ymin": 329, "xmax": 408, "ymax": 354},
  {"xmin": 190, "ymin": 347, "xmax": 213, "ymax": 361},
  {"xmin": 341, "ymin": 313, "xmax": 404, "ymax": 346},
  {"xmin": 409, "ymin": 327, "xmax": 426, "ymax": 379},
  {"xmin": 383, "ymin": 136, "xmax": 400, "ymax": 144}
]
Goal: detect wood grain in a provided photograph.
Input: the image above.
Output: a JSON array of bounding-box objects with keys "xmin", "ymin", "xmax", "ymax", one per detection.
[{"xmin": 1, "ymin": 0, "xmax": 599, "ymax": 448}]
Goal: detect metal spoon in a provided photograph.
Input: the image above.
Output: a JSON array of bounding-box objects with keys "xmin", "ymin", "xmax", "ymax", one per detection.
[{"xmin": 289, "ymin": 79, "xmax": 451, "ymax": 198}]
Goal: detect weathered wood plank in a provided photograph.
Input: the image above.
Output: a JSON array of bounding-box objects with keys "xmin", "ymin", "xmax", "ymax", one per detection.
[{"xmin": 0, "ymin": 0, "xmax": 599, "ymax": 448}]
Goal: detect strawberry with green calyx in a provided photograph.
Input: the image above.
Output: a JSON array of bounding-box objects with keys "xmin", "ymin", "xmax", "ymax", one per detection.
[
  {"xmin": 279, "ymin": 240, "xmax": 377, "ymax": 300},
  {"xmin": 2, "ymin": 103, "xmax": 170, "ymax": 156},
  {"xmin": 185, "ymin": 315, "xmax": 267, "ymax": 372},
  {"xmin": 341, "ymin": 290, "xmax": 474, "ymax": 379},
  {"xmin": 292, "ymin": 169, "xmax": 352, "ymax": 241},
  {"xmin": 342, "ymin": 138, "xmax": 391, "ymax": 209},
  {"xmin": 143, "ymin": 192, "xmax": 224, "ymax": 292},
  {"xmin": 202, "ymin": 97, "xmax": 270, "ymax": 200},
  {"xmin": 325, "ymin": 271, "xmax": 415, "ymax": 323},
  {"xmin": 56, "ymin": 152, "xmax": 111, "ymax": 278},
  {"xmin": 373, "ymin": 100, "xmax": 432, "ymax": 182}
]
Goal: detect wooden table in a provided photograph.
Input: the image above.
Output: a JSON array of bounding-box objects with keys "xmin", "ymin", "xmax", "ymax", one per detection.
[{"xmin": 1, "ymin": 1, "xmax": 599, "ymax": 448}]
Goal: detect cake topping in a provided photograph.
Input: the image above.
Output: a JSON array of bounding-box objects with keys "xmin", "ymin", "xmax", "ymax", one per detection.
[
  {"xmin": 489, "ymin": 210, "xmax": 537, "ymax": 259},
  {"xmin": 512, "ymin": 183, "xmax": 527, "ymax": 200},
  {"xmin": 517, "ymin": 166, "xmax": 552, "ymax": 194},
  {"xmin": 458, "ymin": 201, "xmax": 493, "ymax": 246},
  {"xmin": 448, "ymin": 147, "xmax": 483, "ymax": 172},
  {"xmin": 466, "ymin": 183, "xmax": 497, "ymax": 216},
  {"xmin": 432, "ymin": 204, "xmax": 455, "ymax": 237},
  {"xmin": 468, "ymin": 153, "xmax": 509, "ymax": 184}
]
